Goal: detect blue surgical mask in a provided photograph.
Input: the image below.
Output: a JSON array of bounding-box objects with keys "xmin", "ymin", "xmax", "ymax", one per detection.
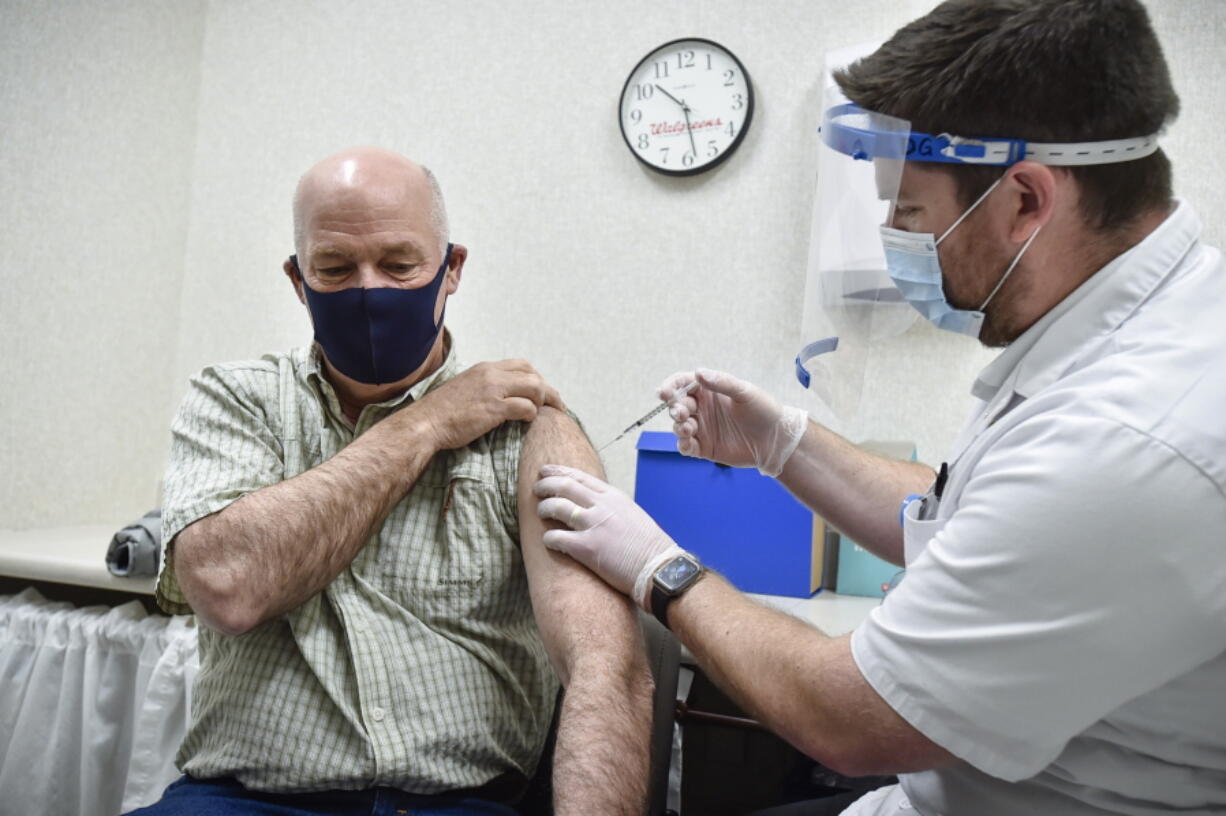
[
  {"xmin": 291, "ymin": 245, "xmax": 452, "ymax": 385},
  {"xmin": 881, "ymin": 177, "xmax": 1040, "ymax": 338}
]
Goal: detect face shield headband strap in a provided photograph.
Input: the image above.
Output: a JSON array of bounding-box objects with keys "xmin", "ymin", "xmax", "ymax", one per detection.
[{"xmin": 822, "ymin": 103, "xmax": 1161, "ymax": 167}]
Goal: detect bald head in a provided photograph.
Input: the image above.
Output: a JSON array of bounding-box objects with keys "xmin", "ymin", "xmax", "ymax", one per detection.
[{"xmin": 292, "ymin": 147, "xmax": 449, "ymax": 259}]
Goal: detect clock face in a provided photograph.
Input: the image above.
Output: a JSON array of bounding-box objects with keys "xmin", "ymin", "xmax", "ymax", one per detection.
[{"xmin": 619, "ymin": 38, "xmax": 754, "ymax": 176}]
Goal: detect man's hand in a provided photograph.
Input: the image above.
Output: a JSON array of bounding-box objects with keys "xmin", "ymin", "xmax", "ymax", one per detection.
[
  {"xmin": 661, "ymin": 368, "xmax": 807, "ymax": 476},
  {"xmin": 534, "ymin": 465, "xmax": 684, "ymax": 609},
  {"xmin": 412, "ymin": 360, "xmax": 563, "ymax": 451}
]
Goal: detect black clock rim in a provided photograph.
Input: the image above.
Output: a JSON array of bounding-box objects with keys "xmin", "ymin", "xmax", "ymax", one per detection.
[{"xmin": 617, "ymin": 36, "xmax": 755, "ymax": 178}]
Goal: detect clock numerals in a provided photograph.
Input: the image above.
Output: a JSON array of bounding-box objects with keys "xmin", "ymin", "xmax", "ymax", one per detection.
[{"xmin": 620, "ymin": 38, "xmax": 752, "ymax": 176}]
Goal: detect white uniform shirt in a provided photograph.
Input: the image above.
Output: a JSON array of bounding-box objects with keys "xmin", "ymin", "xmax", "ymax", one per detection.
[{"xmin": 847, "ymin": 201, "xmax": 1226, "ymax": 815}]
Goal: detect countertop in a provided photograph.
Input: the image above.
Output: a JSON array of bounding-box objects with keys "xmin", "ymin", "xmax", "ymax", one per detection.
[{"xmin": 0, "ymin": 523, "xmax": 156, "ymax": 595}]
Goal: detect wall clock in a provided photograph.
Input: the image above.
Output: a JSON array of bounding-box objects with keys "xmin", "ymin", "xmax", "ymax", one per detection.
[{"xmin": 618, "ymin": 38, "xmax": 754, "ymax": 176}]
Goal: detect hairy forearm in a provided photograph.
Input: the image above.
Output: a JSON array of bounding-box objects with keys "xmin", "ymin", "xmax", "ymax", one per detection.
[
  {"xmin": 175, "ymin": 407, "xmax": 437, "ymax": 633},
  {"xmin": 669, "ymin": 573, "xmax": 896, "ymax": 776},
  {"xmin": 779, "ymin": 420, "xmax": 934, "ymax": 566},
  {"xmin": 552, "ymin": 652, "xmax": 654, "ymax": 816},
  {"xmin": 670, "ymin": 573, "xmax": 953, "ymax": 777},
  {"xmin": 671, "ymin": 575, "xmax": 841, "ymax": 760}
]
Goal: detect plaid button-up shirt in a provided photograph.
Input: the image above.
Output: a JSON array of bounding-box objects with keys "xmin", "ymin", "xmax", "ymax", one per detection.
[{"xmin": 156, "ymin": 339, "xmax": 558, "ymax": 794}]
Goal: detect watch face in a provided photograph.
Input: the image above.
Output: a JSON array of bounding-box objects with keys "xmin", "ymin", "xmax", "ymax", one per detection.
[
  {"xmin": 656, "ymin": 555, "xmax": 701, "ymax": 593},
  {"xmin": 618, "ymin": 38, "xmax": 753, "ymax": 176}
]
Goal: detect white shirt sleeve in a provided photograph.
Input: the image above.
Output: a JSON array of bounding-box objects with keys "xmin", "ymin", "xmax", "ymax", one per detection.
[{"xmin": 851, "ymin": 414, "xmax": 1226, "ymax": 782}]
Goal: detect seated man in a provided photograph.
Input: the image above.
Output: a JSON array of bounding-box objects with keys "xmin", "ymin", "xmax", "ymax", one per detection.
[{"xmin": 131, "ymin": 147, "xmax": 652, "ymax": 816}]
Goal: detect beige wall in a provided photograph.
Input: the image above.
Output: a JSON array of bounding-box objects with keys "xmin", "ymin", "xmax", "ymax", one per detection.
[
  {"xmin": 2, "ymin": 0, "xmax": 1223, "ymax": 529},
  {"xmin": 0, "ymin": 0, "xmax": 206, "ymax": 528}
]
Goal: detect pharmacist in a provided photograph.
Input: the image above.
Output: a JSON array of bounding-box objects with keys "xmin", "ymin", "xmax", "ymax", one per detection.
[{"xmin": 533, "ymin": 1, "xmax": 1226, "ymax": 814}]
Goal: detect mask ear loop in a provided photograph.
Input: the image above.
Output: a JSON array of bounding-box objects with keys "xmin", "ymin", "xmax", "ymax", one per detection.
[
  {"xmin": 978, "ymin": 224, "xmax": 1042, "ymax": 311},
  {"xmin": 935, "ymin": 174, "xmax": 1007, "ymax": 245},
  {"xmin": 289, "ymin": 254, "xmax": 312, "ymax": 290}
]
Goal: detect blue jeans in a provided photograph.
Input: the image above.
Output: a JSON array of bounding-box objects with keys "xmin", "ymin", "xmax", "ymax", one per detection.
[{"xmin": 125, "ymin": 776, "xmax": 520, "ymax": 816}]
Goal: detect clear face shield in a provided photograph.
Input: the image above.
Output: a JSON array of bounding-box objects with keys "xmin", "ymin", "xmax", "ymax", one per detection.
[
  {"xmin": 797, "ymin": 47, "xmax": 1162, "ymax": 429},
  {"xmin": 798, "ymin": 71, "xmax": 916, "ymax": 428}
]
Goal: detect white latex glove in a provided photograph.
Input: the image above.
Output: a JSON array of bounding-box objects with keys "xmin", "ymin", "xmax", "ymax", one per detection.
[
  {"xmin": 534, "ymin": 465, "xmax": 687, "ymax": 610},
  {"xmin": 660, "ymin": 368, "xmax": 808, "ymax": 477}
]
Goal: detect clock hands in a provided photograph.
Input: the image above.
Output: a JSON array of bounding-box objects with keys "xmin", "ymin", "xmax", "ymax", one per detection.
[
  {"xmin": 681, "ymin": 105, "xmax": 698, "ymax": 158},
  {"xmin": 654, "ymin": 84, "xmax": 699, "ymax": 159},
  {"xmin": 654, "ymin": 83, "xmax": 686, "ymax": 108}
]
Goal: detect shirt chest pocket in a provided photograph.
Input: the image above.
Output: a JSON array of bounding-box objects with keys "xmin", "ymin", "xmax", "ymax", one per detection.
[
  {"xmin": 901, "ymin": 497, "xmax": 948, "ymax": 567},
  {"xmin": 373, "ymin": 453, "xmax": 520, "ymax": 619}
]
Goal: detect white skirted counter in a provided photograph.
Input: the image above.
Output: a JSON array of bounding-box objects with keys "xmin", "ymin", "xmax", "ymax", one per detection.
[{"xmin": 0, "ymin": 525, "xmax": 192, "ymax": 816}]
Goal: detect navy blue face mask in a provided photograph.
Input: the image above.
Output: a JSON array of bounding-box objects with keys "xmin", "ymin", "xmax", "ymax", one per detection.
[{"xmin": 290, "ymin": 244, "xmax": 452, "ymax": 385}]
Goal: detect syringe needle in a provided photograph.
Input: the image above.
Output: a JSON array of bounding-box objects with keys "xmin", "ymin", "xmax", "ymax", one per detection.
[{"xmin": 597, "ymin": 380, "xmax": 699, "ymax": 453}]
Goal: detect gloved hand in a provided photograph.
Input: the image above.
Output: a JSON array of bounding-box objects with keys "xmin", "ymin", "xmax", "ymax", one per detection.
[
  {"xmin": 534, "ymin": 465, "xmax": 687, "ymax": 610},
  {"xmin": 660, "ymin": 368, "xmax": 808, "ymax": 477}
]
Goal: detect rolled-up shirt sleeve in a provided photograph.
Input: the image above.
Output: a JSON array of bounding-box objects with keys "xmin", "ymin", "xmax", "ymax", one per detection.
[
  {"xmin": 851, "ymin": 413, "xmax": 1226, "ymax": 781},
  {"xmin": 156, "ymin": 364, "xmax": 285, "ymax": 614}
]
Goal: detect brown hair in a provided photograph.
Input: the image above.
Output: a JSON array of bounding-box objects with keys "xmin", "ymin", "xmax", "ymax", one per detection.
[{"xmin": 834, "ymin": 0, "xmax": 1179, "ymax": 233}]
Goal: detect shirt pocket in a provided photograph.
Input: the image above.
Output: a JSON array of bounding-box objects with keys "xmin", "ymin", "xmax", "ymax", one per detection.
[
  {"xmin": 902, "ymin": 496, "xmax": 948, "ymax": 567},
  {"xmin": 375, "ymin": 453, "xmax": 519, "ymax": 623}
]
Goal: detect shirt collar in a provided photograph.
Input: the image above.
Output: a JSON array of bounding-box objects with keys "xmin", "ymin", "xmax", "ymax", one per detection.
[
  {"xmin": 971, "ymin": 199, "xmax": 1201, "ymax": 405},
  {"xmin": 302, "ymin": 330, "xmax": 459, "ymax": 420}
]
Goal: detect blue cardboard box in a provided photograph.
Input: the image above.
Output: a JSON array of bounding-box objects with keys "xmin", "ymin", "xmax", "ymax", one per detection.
[{"xmin": 633, "ymin": 431, "xmax": 825, "ymax": 598}]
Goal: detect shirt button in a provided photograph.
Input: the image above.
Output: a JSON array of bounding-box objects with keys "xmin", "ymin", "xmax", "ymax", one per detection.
[{"xmin": 371, "ymin": 707, "xmax": 385, "ymax": 722}]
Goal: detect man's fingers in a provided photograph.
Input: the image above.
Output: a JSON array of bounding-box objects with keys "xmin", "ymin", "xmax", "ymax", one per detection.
[
  {"xmin": 472, "ymin": 360, "xmax": 564, "ymax": 412},
  {"xmin": 504, "ymin": 396, "xmax": 540, "ymax": 423},
  {"xmin": 541, "ymin": 528, "xmax": 585, "ymax": 558},
  {"xmin": 696, "ymin": 368, "xmax": 752, "ymax": 402},
  {"xmin": 496, "ymin": 358, "xmax": 536, "ymax": 374},
  {"xmin": 673, "ymin": 417, "xmax": 698, "ymax": 439},
  {"xmin": 501, "ymin": 371, "xmax": 555, "ymax": 405},
  {"xmin": 658, "ymin": 371, "xmax": 696, "ymax": 402},
  {"xmin": 677, "ymin": 436, "xmax": 702, "ymax": 457},
  {"xmin": 533, "ymin": 475, "xmax": 599, "ymax": 508},
  {"xmin": 669, "ymin": 396, "xmax": 698, "ymax": 423},
  {"xmin": 537, "ymin": 496, "xmax": 585, "ymax": 529},
  {"xmin": 538, "ymin": 464, "xmax": 609, "ymax": 494},
  {"xmin": 541, "ymin": 383, "xmax": 565, "ymax": 412}
]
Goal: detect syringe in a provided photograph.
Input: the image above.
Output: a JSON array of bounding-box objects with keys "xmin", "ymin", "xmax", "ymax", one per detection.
[{"xmin": 598, "ymin": 381, "xmax": 698, "ymax": 453}]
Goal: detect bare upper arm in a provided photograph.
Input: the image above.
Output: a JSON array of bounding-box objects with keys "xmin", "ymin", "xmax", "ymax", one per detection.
[
  {"xmin": 808, "ymin": 634, "xmax": 955, "ymax": 776},
  {"xmin": 516, "ymin": 407, "xmax": 645, "ymax": 686}
]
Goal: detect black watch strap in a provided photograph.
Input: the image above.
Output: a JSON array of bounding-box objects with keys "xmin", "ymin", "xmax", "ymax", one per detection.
[{"xmin": 650, "ymin": 583, "xmax": 674, "ymax": 630}]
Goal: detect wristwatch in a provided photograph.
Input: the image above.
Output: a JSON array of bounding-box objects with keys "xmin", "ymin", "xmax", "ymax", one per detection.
[{"xmin": 650, "ymin": 553, "xmax": 705, "ymax": 630}]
